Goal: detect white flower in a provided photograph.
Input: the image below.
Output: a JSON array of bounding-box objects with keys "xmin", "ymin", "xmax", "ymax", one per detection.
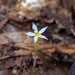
[
  {"xmin": 21, "ymin": 0, "xmax": 44, "ymax": 9},
  {"xmin": 25, "ymin": 23, "xmax": 48, "ymax": 43},
  {"xmin": 21, "ymin": 1, "xmax": 27, "ymax": 7}
]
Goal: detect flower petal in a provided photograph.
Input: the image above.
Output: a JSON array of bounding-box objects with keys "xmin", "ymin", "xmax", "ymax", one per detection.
[
  {"xmin": 34, "ymin": 36, "xmax": 38, "ymax": 43},
  {"xmin": 39, "ymin": 26, "xmax": 48, "ymax": 34},
  {"xmin": 21, "ymin": 1, "xmax": 27, "ymax": 7},
  {"xmin": 32, "ymin": 22, "xmax": 38, "ymax": 32},
  {"xmin": 40, "ymin": 35, "xmax": 48, "ymax": 40},
  {"xmin": 25, "ymin": 32, "xmax": 34, "ymax": 36}
]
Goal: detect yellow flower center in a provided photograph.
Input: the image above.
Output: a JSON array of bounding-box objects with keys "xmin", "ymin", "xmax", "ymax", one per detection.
[{"xmin": 35, "ymin": 32, "xmax": 41, "ymax": 37}]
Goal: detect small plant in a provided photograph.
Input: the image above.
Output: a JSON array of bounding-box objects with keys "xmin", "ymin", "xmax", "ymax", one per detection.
[{"xmin": 25, "ymin": 23, "xmax": 48, "ymax": 67}]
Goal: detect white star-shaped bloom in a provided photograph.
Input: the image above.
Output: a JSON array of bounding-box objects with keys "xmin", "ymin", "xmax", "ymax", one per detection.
[
  {"xmin": 21, "ymin": 0, "xmax": 44, "ymax": 8},
  {"xmin": 25, "ymin": 23, "xmax": 48, "ymax": 43}
]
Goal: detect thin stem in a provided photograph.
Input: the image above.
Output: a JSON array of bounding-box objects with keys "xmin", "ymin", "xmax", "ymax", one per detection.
[{"xmin": 33, "ymin": 42, "xmax": 38, "ymax": 68}]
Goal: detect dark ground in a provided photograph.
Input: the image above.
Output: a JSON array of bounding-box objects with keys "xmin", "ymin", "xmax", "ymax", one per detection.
[{"xmin": 0, "ymin": 0, "xmax": 75, "ymax": 75}]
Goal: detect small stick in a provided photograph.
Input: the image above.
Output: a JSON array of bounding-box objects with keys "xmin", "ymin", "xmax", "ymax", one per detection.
[{"xmin": 0, "ymin": 50, "xmax": 31, "ymax": 61}]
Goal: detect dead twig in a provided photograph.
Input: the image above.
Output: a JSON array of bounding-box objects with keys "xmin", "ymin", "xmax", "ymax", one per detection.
[
  {"xmin": 0, "ymin": 18, "xmax": 9, "ymax": 29},
  {"xmin": 0, "ymin": 50, "xmax": 31, "ymax": 61}
]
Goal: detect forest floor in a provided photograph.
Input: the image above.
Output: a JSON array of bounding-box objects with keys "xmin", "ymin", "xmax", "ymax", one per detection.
[{"xmin": 0, "ymin": 0, "xmax": 75, "ymax": 75}]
